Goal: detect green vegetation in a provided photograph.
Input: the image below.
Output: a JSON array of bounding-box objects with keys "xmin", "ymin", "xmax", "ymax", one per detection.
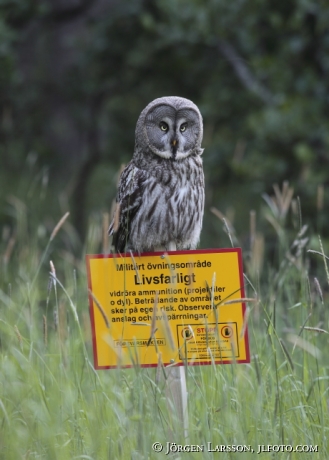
[
  {"xmin": 1, "ymin": 1, "xmax": 329, "ymax": 244},
  {"xmin": 0, "ymin": 181, "xmax": 328, "ymax": 459}
]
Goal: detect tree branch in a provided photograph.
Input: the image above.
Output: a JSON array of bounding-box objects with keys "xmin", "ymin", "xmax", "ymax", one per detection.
[{"xmin": 218, "ymin": 39, "xmax": 276, "ymax": 105}]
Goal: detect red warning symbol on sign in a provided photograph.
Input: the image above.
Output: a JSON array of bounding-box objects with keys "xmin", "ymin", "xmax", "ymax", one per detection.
[
  {"xmin": 181, "ymin": 327, "xmax": 194, "ymax": 341},
  {"xmin": 221, "ymin": 325, "xmax": 233, "ymax": 338}
]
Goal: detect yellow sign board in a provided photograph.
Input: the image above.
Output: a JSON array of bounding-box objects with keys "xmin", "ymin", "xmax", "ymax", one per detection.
[{"xmin": 86, "ymin": 249, "xmax": 250, "ymax": 369}]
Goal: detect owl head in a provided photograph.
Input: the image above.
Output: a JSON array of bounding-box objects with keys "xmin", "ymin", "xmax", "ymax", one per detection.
[{"xmin": 135, "ymin": 96, "xmax": 203, "ymax": 161}]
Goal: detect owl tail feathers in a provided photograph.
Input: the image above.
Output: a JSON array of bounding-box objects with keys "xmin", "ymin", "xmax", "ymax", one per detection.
[
  {"xmin": 108, "ymin": 202, "xmax": 121, "ymax": 235},
  {"xmin": 108, "ymin": 202, "xmax": 121, "ymax": 251},
  {"xmin": 108, "ymin": 203, "xmax": 131, "ymax": 253}
]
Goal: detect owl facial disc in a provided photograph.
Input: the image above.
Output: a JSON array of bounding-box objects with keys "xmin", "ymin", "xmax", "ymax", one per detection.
[{"xmin": 136, "ymin": 96, "xmax": 203, "ymax": 161}]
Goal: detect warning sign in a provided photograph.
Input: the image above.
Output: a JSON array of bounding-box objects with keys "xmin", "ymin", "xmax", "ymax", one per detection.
[
  {"xmin": 177, "ymin": 322, "xmax": 239, "ymax": 361},
  {"xmin": 86, "ymin": 248, "xmax": 250, "ymax": 369}
]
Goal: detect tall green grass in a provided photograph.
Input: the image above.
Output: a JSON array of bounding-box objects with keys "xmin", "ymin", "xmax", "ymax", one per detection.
[{"xmin": 0, "ymin": 183, "xmax": 328, "ymax": 459}]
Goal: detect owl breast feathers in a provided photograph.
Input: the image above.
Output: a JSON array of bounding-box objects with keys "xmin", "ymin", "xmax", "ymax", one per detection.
[{"xmin": 109, "ymin": 96, "xmax": 205, "ymax": 253}]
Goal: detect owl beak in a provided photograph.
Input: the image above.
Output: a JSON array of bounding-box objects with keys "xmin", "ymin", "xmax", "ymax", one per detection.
[{"xmin": 171, "ymin": 137, "xmax": 178, "ymax": 159}]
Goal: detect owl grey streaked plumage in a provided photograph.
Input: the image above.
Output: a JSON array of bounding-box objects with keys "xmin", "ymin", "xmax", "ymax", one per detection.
[{"xmin": 109, "ymin": 96, "xmax": 205, "ymax": 253}]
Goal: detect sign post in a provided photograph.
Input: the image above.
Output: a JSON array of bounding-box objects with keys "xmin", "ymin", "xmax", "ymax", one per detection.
[{"xmin": 86, "ymin": 248, "xmax": 250, "ymax": 438}]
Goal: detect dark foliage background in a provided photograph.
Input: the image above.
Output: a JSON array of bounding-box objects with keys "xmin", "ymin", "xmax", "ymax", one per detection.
[{"xmin": 1, "ymin": 0, "xmax": 329, "ymax": 254}]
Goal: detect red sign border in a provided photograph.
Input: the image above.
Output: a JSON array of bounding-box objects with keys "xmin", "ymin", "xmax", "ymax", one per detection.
[{"xmin": 86, "ymin": 248, "xmax": 250, "ymax": 370}]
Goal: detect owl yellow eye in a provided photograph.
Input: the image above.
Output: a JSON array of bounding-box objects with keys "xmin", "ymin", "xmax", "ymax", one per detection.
[
  {"xmin": 180, "ymin": 123, "xmax": 187, "ymax": 132},
  {"xmin": 159, "ymin": 122, "xmax": 169, "ymax": 132}
]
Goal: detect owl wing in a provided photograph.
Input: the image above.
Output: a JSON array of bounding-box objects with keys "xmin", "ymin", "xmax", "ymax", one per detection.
[{"xmin": 109, "ymin": 161, "xmax": 146, "ymax": 252}]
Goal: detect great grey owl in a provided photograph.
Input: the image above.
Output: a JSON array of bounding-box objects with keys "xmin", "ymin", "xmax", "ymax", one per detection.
[{"xmin": 109, "ymin": 96, "xmax": 205, "ymax": 253}]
